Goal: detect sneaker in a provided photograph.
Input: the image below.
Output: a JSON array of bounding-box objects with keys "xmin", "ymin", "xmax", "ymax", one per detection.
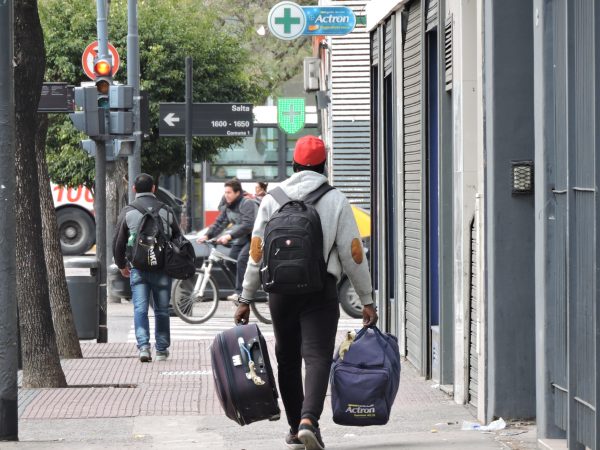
[
  {"xmin": 226, "ymin": 293, "xmax": 240, "ymax": 302},
  {"xmin": 298, "ymin": 423, "xmax": 325, "ymax": 450},
  {"xmin": 139, "ymin": 348, "xmax": 152, "ymax": 362},
  {"xmin": 285, "ymin": 429, "xmax": 304, "ymax": 449},
  {"xmin": 155, "ymin": 350, "xmax": 169, "ymax": 361}
]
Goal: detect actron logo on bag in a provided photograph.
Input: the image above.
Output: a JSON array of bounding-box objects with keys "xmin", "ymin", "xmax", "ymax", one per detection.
[{"xmin": 345, "ymin": 403, "xmax": 376, "ymax": 417}]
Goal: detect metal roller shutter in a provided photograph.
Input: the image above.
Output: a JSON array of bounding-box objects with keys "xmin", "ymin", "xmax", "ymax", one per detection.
[
  {"xmin": 371, "ymin": 30, "xmax": 379, "ymax": 66},
  {"xmin": 384, "ymin": 19, "xmax": 393, "ymax": 76},
  {"xmin": 468, "ymin": 217, "xmax": 479, "ymax": 408},
  {"xmin": 403, "ymin": 0, "xmax": 424, "ymax": 371},
  {"xmin": 426, "ymin": 0, "xmax": 438, "ymax": 31},
  {"xmin": 330, "ymin": 1, "xmax": 372, "ymax": 210}
]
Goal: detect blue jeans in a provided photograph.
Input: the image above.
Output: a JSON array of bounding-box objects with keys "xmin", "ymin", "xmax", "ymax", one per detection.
[
  {"xmin": 228, "ymin": 241, "xmax": 250, "ymax": 294},
  {"xmin": 130, "ymin": 268, "xmax": 172, "ymax": 352}
]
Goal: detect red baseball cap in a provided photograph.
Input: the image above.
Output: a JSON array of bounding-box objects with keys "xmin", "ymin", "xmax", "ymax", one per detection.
[{"xmin": 293, "ymin": 135, "xmax": 327, "ymax": 166}]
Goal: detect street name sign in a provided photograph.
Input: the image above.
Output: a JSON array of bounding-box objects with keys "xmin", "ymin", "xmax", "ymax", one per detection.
[
  {"xmin": 38, "ymin": 82, "xmax": 74, "ymax": 113},
  {"xmin": 268, "ymin": 1, "xmax": 356, "ymax": 40},
  {"xmin": 159, "ymin": 103, "xmax": 254, "ymax": 137},
  {"xmin": 82, "ymin": 41, "xmax": 120, "ymax": 80}
]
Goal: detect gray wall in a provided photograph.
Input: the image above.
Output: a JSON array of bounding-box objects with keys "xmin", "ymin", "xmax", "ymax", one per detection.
[{"xmin": 483, "ymin": 0, "xmax": 536, "ymax": 420}]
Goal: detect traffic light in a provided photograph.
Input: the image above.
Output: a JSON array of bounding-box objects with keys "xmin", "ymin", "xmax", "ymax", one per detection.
[
  {"xmin": 94, "ymin": 58, "xmax": 112, "ymax": 109},
  {"xmin": 108, "ymin": 85, "xmax": 133, "ymax": 135},
  {"xmin": 70, "ymin": 85, "xmax": 102, "ymax": 136}
]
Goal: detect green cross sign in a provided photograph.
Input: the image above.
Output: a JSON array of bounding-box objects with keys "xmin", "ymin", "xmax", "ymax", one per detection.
[
  {"xmin": 268, "ymin": 2, "xmax": 306, "ymax": 40},
  {"xmin": 275, "ymin": 8, "xmax": 301, "ymax": 34},
  {"xmin": 278, "ymin": 98, "xmax": 305, "ymax": 134}
]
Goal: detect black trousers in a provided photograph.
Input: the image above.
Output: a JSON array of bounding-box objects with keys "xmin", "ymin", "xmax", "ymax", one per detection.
[
  {"xmin": 268, "ymin": 276, "xmax": 340, "ymax": 430},
  {"xmin": 228, "ymin": 241, "xmax": 250, "ymax": 294}
]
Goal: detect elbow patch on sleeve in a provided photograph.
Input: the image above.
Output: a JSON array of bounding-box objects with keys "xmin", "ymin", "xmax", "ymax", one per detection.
[
  {"xmin": 250, "ymin": 236, "xmax": 263, "ymax": 263},
  {"xmin": 351, "ymin": 238, "xmax": 364, "ymax": 264}
]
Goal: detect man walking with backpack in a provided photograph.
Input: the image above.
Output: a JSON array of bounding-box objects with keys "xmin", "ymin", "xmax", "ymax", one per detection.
[
  {"xmin": 234, "ymin": 135, "xmax": 378, "ymax": 450},
  {"xmin": 113, "ymin": 173, "xmax": 183, "ymax": 362}
]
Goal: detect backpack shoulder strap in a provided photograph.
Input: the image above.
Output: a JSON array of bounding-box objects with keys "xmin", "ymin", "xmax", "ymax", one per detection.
[
  {"xmin": 129, "ymin": 201, "xmax": 167, "ymax": 236},
  {"xmin": 304, "ymin": 183, "xmax": 335, "ymax": 205},
  {"xmin": 269, "ymin": 187, "xmax": 291, "ymax": 206},
  {"xmin": 128, "ymin": 202, "xmax": 148, "ymax": 216}
]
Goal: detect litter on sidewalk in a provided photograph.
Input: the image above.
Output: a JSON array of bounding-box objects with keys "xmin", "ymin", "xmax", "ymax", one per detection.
[{"xmin": 461, "ymin": 418, "xmax": 506, "ymax": 432}]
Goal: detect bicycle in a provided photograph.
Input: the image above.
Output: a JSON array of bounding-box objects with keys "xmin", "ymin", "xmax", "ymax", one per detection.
[{"xmin": 171, "ymin": 240, "xmax": 272, "ymax": 324}]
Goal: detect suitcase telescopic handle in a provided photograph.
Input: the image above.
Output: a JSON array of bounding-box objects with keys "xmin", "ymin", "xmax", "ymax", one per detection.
[{"xmin": 237, "ymin": 337, "xmax": 265, "ymax": 386}]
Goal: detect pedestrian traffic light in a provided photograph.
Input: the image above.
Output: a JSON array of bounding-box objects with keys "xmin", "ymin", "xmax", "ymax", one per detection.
[
  {"xmin": 109, "ymin": 85, "xmax": 133, "ymax": 135},
  {"xmin": 70, "ymin": 85, "xmax": 102, "ymax": 137},
  {"xmin": 94, "ymin": 58, "xmax": 112, "ymax": 109}
]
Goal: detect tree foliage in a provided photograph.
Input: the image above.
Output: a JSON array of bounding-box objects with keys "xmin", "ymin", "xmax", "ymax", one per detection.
[
  {"xmin": 206, "ymin": 0, "xmax": 313, "ymax": 95},
  {"xmin": 39, "ymin": 0, "xmax": 271, "ymax": 187}
]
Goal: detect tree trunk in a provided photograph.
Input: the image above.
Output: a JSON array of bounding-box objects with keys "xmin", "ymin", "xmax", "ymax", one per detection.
[
  {"xmin": 106, "ymin": 159, "xmax": 128, "ymax": 302},
  {"xmin": 14, "ymin": 0, "xmax": 66, "ymax": 388},
  {"xmin": 36, "ymin": 114, "xmax": 82, "ymax": 359}
]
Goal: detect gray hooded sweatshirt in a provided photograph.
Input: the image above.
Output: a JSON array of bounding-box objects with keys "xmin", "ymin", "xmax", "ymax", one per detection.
[{"xmin": 241, "ymin": 170, "xmax": 374, "ymax": 306}]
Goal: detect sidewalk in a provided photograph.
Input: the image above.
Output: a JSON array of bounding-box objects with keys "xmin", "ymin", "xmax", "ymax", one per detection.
[{"xmin": 6, "ymin": 337, "xmax": 537, "ymax": 449}]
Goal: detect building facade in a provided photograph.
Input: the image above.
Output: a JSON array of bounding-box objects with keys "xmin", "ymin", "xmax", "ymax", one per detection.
[
  {"xmin": 315, "ymin": 0, "xmax": 372, "ymax": 210},
  {"xmin": 534, "ymin": 0, "xmax": 599, "ymax": 448},
  {"xmin": 364, "ymin": 0, "xmax": 537, "ymax": 428}
]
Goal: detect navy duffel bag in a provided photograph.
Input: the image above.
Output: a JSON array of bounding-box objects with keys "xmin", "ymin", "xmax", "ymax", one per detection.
[{"xmin": 330, "ymin": 326, "xmax": 401, "ymax": 426}]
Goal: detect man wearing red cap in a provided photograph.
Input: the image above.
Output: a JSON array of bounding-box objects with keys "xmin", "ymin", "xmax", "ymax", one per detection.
[{"xmin": 235, "ymin": 135, "xmax": 378, "ymax": 450}]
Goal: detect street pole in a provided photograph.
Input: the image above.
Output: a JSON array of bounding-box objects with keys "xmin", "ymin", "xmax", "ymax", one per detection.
[
  {"xmin": 0, "ymin": 0, "xmax": 18, "ymax": 440},
  {"xmin": 95, "ymin": 0, "xmax": 109, "ymax": 343},
  {"xmin": 185, "ymin": 57, "xmax": 194, "ymax": 232},
  {"xmin": 199, "ymin": 161, "xmax": 206, "ymax": 230},
  {"xmin": 127, "ymin": 0, "xmax": 141, "ymax": 202}
]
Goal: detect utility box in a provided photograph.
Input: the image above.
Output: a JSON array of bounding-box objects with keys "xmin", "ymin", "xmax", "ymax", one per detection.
[
  {"xmin": 64, "ymin": 256, "xmax": 99, "ymax": 340},
  {"xmin": 304, "ymin": 57, "xmax": 321, "ymax": 92}
]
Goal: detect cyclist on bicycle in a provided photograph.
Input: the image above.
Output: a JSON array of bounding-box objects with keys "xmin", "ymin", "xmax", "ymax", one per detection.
[{"xmin": 197, "ymin": 179, "xmax": 258, "ymax": 303}]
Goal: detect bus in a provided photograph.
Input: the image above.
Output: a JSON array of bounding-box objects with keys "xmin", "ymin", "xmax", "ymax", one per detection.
[
  {"xmin": 52, "ymin": 183, "xmax": 96, "ymax": 256},
  {"xmin": 203, "ymin": 105, "xmax": 319, "ymax": 225}
]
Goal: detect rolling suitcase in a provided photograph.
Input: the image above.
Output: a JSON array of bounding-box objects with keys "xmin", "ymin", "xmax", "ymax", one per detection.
[{"xmin": 211, "ymin": 323, "xmax": 280, "ymax": 425}]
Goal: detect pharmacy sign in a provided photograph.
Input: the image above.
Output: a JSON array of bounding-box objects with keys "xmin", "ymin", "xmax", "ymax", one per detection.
[
  {"xmin": 278, "ymin": 98, "xmax": 305, "ymax": 134},
  {"xmin": 268, "ymin": 2, "xmax": 306, "ymax": 40},
  {"xmin": 268, "ymin": 2, "xmax": 355, "ymax": 40}
]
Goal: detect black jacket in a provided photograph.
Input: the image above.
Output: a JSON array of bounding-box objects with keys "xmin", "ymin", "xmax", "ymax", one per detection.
[
  {"xmin": 113, "ymin": 193, "xmax": 183, "ymax": 269},
  {"xmin": 206, "ymin": 194, "xmax": 257, "ymax": 244}
]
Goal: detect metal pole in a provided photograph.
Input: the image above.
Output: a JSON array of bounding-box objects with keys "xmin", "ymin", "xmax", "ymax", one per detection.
[
  {"xmin": 95, "ymin": 142, "xmax": 108, "ymax": 343},
  {"xmin": 127, "ymin": 0, "xmax": 141, "ymax": 202},
  {"xmin": 95, "ymin": 0, "xmax": 109, "ymax": 343},
  {"xmin": 185, "ymin": 57, "xmax": 194, "ymax": 232},
  {"xmin": 0, "ymin": 0, "xmax": 18, "ymax": 440},
  {"xmin": 199, "ymin": 161, "xmax": 206, "ymax": 230},
  {"xmin": 96, "ymin": 0, "xmax": 109, "ymax": 61}
]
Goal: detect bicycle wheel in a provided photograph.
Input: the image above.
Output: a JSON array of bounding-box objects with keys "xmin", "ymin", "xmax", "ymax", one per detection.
[
  {"xmin": 250, "ymin": 298, "xmax": 272, "ymax": 324},
  {"xmin": 172, "ymin": 271, "xmax": 219, "ymax": 324}
]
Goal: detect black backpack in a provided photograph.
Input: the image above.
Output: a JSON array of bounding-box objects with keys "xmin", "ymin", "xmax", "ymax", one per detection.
[
  {"xmin": 127, "ymin": 202, "xmax": 196, "ymax": 279},
  {"xmin": 261, "ymin": 183, "xmax": 334, "ymax": 295},
  {"xmin": 126, "ymin": 202, "xmax": 168, "ymax": 271}
]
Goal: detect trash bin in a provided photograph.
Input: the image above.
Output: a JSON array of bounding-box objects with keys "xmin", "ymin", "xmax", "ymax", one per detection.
[
  {"xmin": 108, "ymin": 263, "xmax": 131, "ymax": 301},
  {"xmin": 64, "ymin": 256, "xmax": 99, "ymax": 340}
]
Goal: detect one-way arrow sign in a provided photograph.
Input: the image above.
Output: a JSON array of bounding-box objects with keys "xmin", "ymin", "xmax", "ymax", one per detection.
[
  {"xmin": 163, "ymin": 112, "xmax": 180, "ymax": 127},
  {"xmin": 159, "ymin": 103, "xmax": 253, "ymax": 137}
]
